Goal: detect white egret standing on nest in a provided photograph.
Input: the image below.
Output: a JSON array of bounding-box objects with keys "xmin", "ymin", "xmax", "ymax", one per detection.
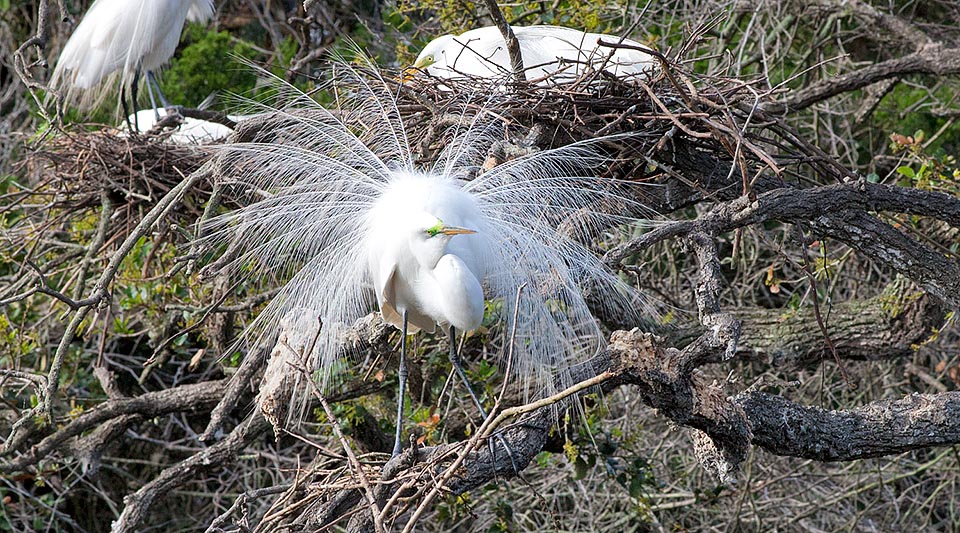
[
  {"xmin": 51, "ymin": 0, "xmax": 214, "ymax": 125},
  {"xmin": 408, "ymin": 25, "xmax": 655, "ymax": 84},
  {"xmin": 203, "ymin": 56, "xmax": 649, "ymax": 457}
]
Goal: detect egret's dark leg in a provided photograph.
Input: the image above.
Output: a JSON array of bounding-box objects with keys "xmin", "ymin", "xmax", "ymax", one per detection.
[
  {"xmin": 130, "ymin": 67, "xmax": 142, "ymax": 132},
  {"xmin": 121, "ymin": 84, "xmax": 134, "ymax": 132},
  {"xmin": 448, "ymin": 327, "xmax": 519, "ymax": 473},
  {"xmin": 392, "ymin": 310, "xmax": 409, "ymax": 457},
  {"xmin": 448, "ymin": 326, "xmax": 487, "ymax": 417},
  {"xmin": 146, "ymin": 71, "xmax": 171, "ymax": 108}
]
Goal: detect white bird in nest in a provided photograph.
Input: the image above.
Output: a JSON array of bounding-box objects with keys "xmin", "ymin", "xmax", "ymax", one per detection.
[
  {"xmin": 201, "ymin": 55, "xmax": 651, "ymax": 457},
  {"xmin": 407, "ymin": 25, "xmax": 656, "ymax": 85},
  {"xmin": 50, "ymin": 0, "xmax": 214, "ymax": 125},
  {"xmin": 122, "ymin": 107, "xmax": 242, "ymax": 144}
]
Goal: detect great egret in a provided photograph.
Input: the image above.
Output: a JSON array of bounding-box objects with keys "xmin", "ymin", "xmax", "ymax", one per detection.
[
  {"xmin": 409, "ymin": 25, "xmax": 655, "ymax": 84},
  {"xmin": 370, "ymin": 178, "xmax": 488, "ymax": 455},
  {"xmin": 202, "ymin": 57, "xmax": 648, "ymax": 456},
  {"xmin": 51, "ymin": 0, "xmax": 214, "ymax": 121},
  {"xmin": 123, "ymin": 108, "xmax": 240, "ymax": 144}
]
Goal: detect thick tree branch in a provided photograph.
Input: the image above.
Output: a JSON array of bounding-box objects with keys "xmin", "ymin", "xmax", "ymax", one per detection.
[
  {"xmin": 733, "ymin": 278, "xmax": 943, "ymax": 366},
  {"xmin": 1, "ymin": 379, "xmax": 228, "ymax": 473},
  {"xmin": 607, "ymin": 180, "xmax": 960, "ymax": 264},
  {"xmin": 606, "ymin": 180, "xmax": 960, "ymax": 308},
  {"xmin": 782, "ymin": 43, "xmax": 960, "ymax": 111},
  {"xmin": 738, "ymin": 391, "xmax": 960, "ymax": 460}
]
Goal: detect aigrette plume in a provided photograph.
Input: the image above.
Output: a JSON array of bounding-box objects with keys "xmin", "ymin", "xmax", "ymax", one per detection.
[{"xmin": 199, "ymin": 49, "xmax": 654, "ymax": 423}]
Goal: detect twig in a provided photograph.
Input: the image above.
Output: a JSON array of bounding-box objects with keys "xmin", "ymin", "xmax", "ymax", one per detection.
[
  {"xmin": 481, "ymin": 0, "xmax": 524, "ymax": 79},
  {"xmin": 306, "ymin": 375, "xmax": 387, "ymax": 533},
  {"xmin": 13, "ymin": 0, "xmax": 56, "ymax": 125},
  {"xmin": 793, "ymin": 225, "xmax": 854, "ymax": 387}
]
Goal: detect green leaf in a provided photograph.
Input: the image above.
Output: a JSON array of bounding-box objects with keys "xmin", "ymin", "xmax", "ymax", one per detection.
[{"xmin": 896, "ymin": 166, "xmax": 915, "ymax": 179}]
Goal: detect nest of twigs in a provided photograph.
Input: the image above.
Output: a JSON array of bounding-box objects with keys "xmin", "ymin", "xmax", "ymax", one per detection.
[
  {"xmin": 21, "ymin": 125, "xmax": 211, "ymax": 224},
  {"xmin": 392, "ymin": 58, "xmax": 799, "ymax": 197}
]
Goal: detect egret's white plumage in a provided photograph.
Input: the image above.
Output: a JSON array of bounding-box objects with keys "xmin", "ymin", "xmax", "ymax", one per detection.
[
  {"xmin": 411, "ymin": 25, "xmax": 655, "ymax": 83},
  {"xmin": 122, "ymin": 108, "xmax": 244, "ymax": 144},
  {"xmin": 202, "ymin": 56, "xmax": 649, "ymax": 427},
  {"xmin": 51, "ymin": 0, "xmax": 214, "ymax": 109},
  {"xmin": 368, "ymin": 174, "xmax": 487, "ymax": 334}
]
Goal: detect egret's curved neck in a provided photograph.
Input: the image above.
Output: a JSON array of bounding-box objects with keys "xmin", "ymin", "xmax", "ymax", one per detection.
[{"xmin": 410, "ymin": 233, "xmax": 451, "ymax": 270}]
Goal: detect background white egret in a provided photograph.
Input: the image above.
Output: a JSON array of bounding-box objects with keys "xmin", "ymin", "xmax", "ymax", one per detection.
[
  {"xmin": 409, "ymin": 25, "xmax": 655, "ymax": 84},
  {"xmin": 123, "ymin": 108, "xmax": 242, "ymax": 144},
  {"xmin": 202, "ymin": 56, "xmax": 649, "ymax": 454},
  {"xmin": 51, "ymin": 0, "xmax": 214, "ymax": 120}
]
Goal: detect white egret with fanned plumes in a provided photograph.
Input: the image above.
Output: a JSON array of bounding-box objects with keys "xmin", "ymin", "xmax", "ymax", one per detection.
[
  {"xmin": 408, "ymin": 25, "xmax": 656, "ymax": 84},
  {"xmin": 200, "ymin": 56, "xmax": 651, "ymax": 457},
  {"xmin": 51, "ymin": 0, "xmax": 214, "ymax": 122}
]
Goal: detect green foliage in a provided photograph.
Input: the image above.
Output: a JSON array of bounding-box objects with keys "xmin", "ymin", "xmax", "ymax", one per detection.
[
  {"xmin": 878, "ymin": 85, "xmax": 960, "ymax": 154},
  {"xmin": 889, "ymin": 129, "xmax": 960, "ymax": 197},
  {"xmin": 159, "ymin": 25, "xmax": 259, "ymax": 107}
]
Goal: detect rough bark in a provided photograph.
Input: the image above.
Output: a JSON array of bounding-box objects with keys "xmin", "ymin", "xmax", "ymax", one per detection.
[
  {"xmin": 738, "ymin": 391, "xmax": 960, "ymax": 460},
  {"xmin": 733, "ymin": 278, "xmax": 943, "ymax": 366}
]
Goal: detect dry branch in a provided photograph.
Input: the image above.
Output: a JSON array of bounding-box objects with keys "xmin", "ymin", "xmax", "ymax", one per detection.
[
  {"xmin": 2, "ymin": 379, "xmax": 228, "ymax": 474},
  {"xmin": 782, "ymin": 43, "xmax": 960, "ymax": 111},
  {"xmin": 739, "ymin": 390, "xmax": 960, "ymax": 460}
]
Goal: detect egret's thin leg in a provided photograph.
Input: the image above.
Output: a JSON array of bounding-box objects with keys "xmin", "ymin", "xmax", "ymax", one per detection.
[
  {"xmin": 448, "ymin": 327, "xmax": 519, "ymax": 473},
  {"xmin": 448, "ymin": 326, "xmax": 487, "ymax": 418},
  {"xmin": 130, "ymin": 67, "xmax": 142, "ymax": 132},
  {"xmin": 145, "ymin": 79, "xmax": 159, "ymax": 121},
  {"xmin": 392, "ymin": 310, "xmax": 409, "ymax": 457},
  {"xmin": 146, "ymin": 71, "xmax": 171, "ymax": 108},
  {"xmin": 121, "ymin": 84, "xmax": 134, "ymax": 132}
]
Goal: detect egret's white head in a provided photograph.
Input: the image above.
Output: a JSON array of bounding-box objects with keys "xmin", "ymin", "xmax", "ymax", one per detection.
[
  {"xmin": 403, "ymin": 35, "xmax": 457, "ymax": 82},
  {"xmin": 408, "ymin": 212, "xmax": 476, "ymax": 268}
]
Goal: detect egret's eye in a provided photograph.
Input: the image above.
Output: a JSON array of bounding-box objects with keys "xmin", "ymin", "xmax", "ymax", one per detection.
[{"xmin": 425, "ymin": 220, "xmax": 444, "ymax": 237}]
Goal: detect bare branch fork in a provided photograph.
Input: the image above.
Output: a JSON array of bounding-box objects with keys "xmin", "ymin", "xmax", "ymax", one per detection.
[
  {"xmin": 482, "ymin": 0, "xmax": 524, "ymax": 80},
  {"xmin": 2, "ymin": 166, "xmax": 211, "ymax": 454},
  {"xmin": 12, "ymin": 0, "xmax": 57, "ymax": 124}
]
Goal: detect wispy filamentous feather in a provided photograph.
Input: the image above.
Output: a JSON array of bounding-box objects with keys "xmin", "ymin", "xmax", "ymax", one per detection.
[{"xmin": 201, "ymin": 52, "xmax": 652, "ymax": 421}]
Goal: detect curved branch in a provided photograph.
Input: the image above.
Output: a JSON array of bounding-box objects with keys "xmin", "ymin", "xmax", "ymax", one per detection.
[
  {"xmin": 807, "ymin": 211, "xmax": 960, "ymax": 308},
  {"xmin": 607, "ymin": 180, "xmax": 960, "ymax": 265},
  {"xmin": 2, "ymin": 379, "xmax": 228, "ymax": 473},
  {"xmin": 782, "ymin": 43, "xmax": 960, "ymax": 111},
  {"xmin": 111, "ymin": 412, "xmax": 270, "ymax": 533},
  {"xmin": 606, "ymin": 180, "xmax": 960, "ymax": 308}
]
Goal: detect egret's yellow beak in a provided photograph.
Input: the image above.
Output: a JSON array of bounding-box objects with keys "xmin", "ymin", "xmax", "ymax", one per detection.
[
  {"xmin": 401, "ymin": 56, "xmax": 435, "ymax": 83},
  {"xmin": 401, "ymin": 67, "xmax": 419, "ymax": 83},
  {"xmin": 440, "ymin": 226, "xmax": 476, "ymax": 236}
]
